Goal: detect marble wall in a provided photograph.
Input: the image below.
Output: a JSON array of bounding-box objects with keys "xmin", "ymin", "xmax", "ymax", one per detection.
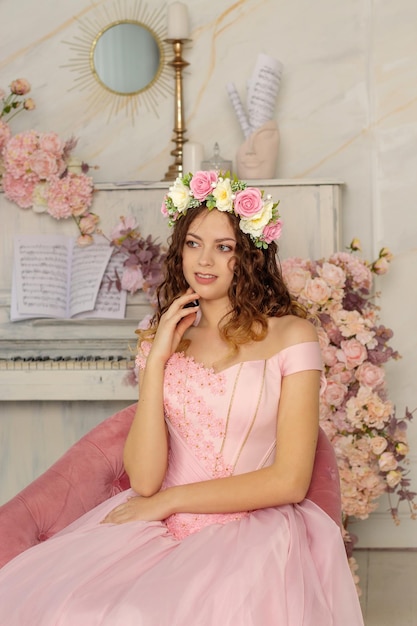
[{"xmin": 1, "ymin": 0, "xmax": 416, "ymax": 546}]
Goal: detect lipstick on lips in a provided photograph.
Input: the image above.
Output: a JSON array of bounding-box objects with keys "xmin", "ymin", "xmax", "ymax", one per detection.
[{"xmin": 194, "ymin": 272, "xmax": 217, "ymax": 285}]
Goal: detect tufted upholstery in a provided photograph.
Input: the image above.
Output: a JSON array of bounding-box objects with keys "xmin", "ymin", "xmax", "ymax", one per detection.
[{"xmin": 0, "ymin": 403, "xmax": 341, "ymax": 569}]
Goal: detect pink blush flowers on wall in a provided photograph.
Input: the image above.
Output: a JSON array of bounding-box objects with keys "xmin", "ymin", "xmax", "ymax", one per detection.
[
  {"xmin": 1, "ymin": 78, "xmax": 98, "ymax": 245},
  {"xmin": 2, "ymin": 131, "xmax": 98, "ymax": 245},
  {"xmin": 281, "ymin": 242, "xmax": 416, "ymax": 556}
]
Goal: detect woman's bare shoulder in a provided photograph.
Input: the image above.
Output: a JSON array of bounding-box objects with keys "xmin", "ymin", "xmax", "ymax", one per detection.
[{"xmin": 267, "ymin": 315, "xmax": 318, "ymax": 351}]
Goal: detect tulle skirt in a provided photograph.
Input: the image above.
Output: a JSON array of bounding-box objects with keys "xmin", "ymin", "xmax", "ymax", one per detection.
[{"xmin": 0, "ymin": 489, "xmax": 363, "ymax": 625}]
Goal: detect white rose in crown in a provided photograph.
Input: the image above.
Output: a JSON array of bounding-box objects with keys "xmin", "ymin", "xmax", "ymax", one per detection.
[
  {"xmin": 239, "ymin": 199, "xmax": 273, "ymax": 239},
  {"xmin": 168, "ymin": 178, "xmax": 191, "ymax": 213},
  {"xmin": 212, "ymin": 178, "xmax": 233, "ymax": 212}
]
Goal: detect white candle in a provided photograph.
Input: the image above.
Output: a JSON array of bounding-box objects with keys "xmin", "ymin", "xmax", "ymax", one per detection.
[
  {"xmin": 182, "ymin": 142, "xmax": 204, "ymax": 174},
  {"xmin": 167, "ymin": 2, "xmax": 190, "ymax": 40}
]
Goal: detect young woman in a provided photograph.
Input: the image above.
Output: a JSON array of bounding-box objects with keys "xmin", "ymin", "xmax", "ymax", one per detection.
[{"xmin": 0, "ymin": 171, "xmax": 364, "ymax": 625}]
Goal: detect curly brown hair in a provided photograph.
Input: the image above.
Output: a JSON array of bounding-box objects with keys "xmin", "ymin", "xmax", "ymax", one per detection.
[{"xmin": 138, "ymin": 204, "xmax": 306, "ymax": 353}]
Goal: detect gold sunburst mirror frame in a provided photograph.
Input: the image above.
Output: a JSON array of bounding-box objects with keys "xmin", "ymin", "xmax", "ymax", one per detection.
[{"xmin": 63, "ymin": 0, "xmax": 172, "ymax": 122}]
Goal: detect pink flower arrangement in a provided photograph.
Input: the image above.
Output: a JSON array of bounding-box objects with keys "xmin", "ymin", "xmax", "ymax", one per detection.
[
  {"xmin": 2, "ymin": 130, "xmax": 98, "ymax": 245},
  {"xmin": 0, "ymin": 78, "xmax": 98, "ymax": 245},
  {"xmin": 282, "ymin": 242, "xmax": 416, "ymax": 568}
]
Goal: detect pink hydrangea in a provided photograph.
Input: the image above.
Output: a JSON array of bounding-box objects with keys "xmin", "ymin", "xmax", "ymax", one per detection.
[
  {"xmin": 2, "ymin": 171, "xmax": 36, "ymax": 208},
  {"xmin": 47, "ymin": 172, "xmax": 93, "ymax": 219}
]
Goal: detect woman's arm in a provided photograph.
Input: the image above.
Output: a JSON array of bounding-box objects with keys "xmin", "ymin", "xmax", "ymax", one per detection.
[
  {"xmin": 123, "ymin": 290, "xmax": 200, "ymax": 496},
  {"xmin": 107, "ymin": 365, "xmax": 320, "ymax": 523},
  {"xmin": 123, "ymin": 359, "xmax": 168, "ymax": 497}
]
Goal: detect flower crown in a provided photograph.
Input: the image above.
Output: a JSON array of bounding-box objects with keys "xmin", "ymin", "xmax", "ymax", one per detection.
[{"xmin": 161, "ymin": 170, "xmax": 282, "ymax": 249}]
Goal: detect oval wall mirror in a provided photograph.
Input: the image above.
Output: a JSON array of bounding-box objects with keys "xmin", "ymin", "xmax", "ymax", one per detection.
[
  {"xmin": 64, "ymin": 0, "xmax": 171, "ymax": 122},
  {"xmin": 92, "ymin": 21, "xmax": 162, "ymax": 95}
]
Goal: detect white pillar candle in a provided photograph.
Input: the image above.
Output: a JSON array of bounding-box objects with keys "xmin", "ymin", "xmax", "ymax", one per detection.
[
  {"xmin": 167, "ymin": 2, "xmax": 190, "ymax": 40},
  {"xmin": 182, "ymin": 142, "xmax": 204, "ymax": 174}
]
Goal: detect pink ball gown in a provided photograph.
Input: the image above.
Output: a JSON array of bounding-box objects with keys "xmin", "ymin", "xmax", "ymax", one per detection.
[{"xmin": 0, "ymin": 341, "xmax": 364, "ymax": 625}]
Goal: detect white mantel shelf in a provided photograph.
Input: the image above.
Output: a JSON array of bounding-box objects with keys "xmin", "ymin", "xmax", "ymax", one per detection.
[{"xmin": 95, "ymin": 178, "xmax": 345, "ymax": 190}]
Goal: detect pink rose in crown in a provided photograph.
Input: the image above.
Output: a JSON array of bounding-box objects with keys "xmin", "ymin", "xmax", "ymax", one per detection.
[
  {"xmin": 189, "ymin": 170, "xmax": 218, "ymax": 201},
  {"xmin": 234, "ymin": 187, "xmax": 263, "ymax": 218},
  {"xmin": 262, "ymin": 219, "xmax": 283, "ymax": 243},
  {"xmin": 160, "ymin": 198, "xmax": 169, "ymax": 217}
]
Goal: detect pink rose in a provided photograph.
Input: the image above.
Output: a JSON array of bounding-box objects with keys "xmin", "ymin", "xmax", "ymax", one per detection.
[
  {"xmin": 323, "ymin": 380, "xmax": 348, "ymax": 408},
  {"xmin": 378, "ymin": 451, "xmax": 398, "ymax": 472},
  {"xmin": 329, "ymin": 362, "xmax": 354, "ymax": 385},
  {"xmin": 370, "ymin": 436, "xmax": 388, "ymax": 455},
  {"xmin": 262, "ymin": 219, "xmax": 282, "ymax": 243},
  {"xmin": 10, "ymin": 78, "xmax": 31, "ymax": 95},
  {"xmin": 386, "ymin": 470, "xmax": 402, "ymax": 488},
  {"xmin": 303, "ymin": 277, "xmax": 332, "ymax": 305},
  {"xmin": 189, "ymin": 170, "xmax": 218, "ymax": 201},
  {"xmin": 318, "ymin": 262, "xmax": 346, "ymax": 289},
  {"xmin": 234, "ymin": 187, "xmax": 263, "ymax": 218},
  {"xmin": 78, "ymin": 213, "xmax": 99, "ymax": 235},
  {"xmin": 355, "ymin": 362, "xmax": 385, "ymax": 389},
  {"xmin": 337, "ymin": 338, "xmax": 367, "ymax": 369},
  {"xmin": 321, "ymin": 344, "xmax": 338, "ymax": 367},
  {"xmin": 283, "ymin": 266, "xmax": 310, "ymax": 296}
]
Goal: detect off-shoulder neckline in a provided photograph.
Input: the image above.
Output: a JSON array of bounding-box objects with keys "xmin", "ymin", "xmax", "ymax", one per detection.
[{"xmin": 179, "ymin": 340, "xmax": 320, "ymax": 375}]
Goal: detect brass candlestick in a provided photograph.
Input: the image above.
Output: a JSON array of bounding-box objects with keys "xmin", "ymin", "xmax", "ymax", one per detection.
[{"xmin": 163, "ymin": 39, "xmax": 190, "ymax": 181}]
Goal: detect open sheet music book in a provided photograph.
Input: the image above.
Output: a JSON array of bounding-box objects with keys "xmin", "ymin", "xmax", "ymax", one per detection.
[{"xmin": 11, "ymin": 234, "xmax": 127, "ymax": 321}]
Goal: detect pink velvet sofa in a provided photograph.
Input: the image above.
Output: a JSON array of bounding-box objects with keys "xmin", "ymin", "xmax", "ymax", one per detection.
[{"xmin": 0, "ymin": 403, "xmax": 342, "ymax": 569}]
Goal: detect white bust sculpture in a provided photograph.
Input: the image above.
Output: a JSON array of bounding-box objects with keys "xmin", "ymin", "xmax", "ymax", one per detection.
[{"xmin": 236, "ymin": 120, "xmax": 279, "ymax": 179}]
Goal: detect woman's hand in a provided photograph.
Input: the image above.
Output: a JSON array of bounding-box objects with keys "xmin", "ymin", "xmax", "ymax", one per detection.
[
  {"xmin": 148, "ymin": 288, "xmax": 199, "ymax": 364},
  {"xmin": 101, "ymin": 492, "xmax": 172, "ymax": 525}
]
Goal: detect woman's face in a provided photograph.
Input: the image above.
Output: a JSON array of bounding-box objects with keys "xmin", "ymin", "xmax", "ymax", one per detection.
[{"xmin": 182, "ymin": 209, "xmax": 237, "ymax": 303}]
